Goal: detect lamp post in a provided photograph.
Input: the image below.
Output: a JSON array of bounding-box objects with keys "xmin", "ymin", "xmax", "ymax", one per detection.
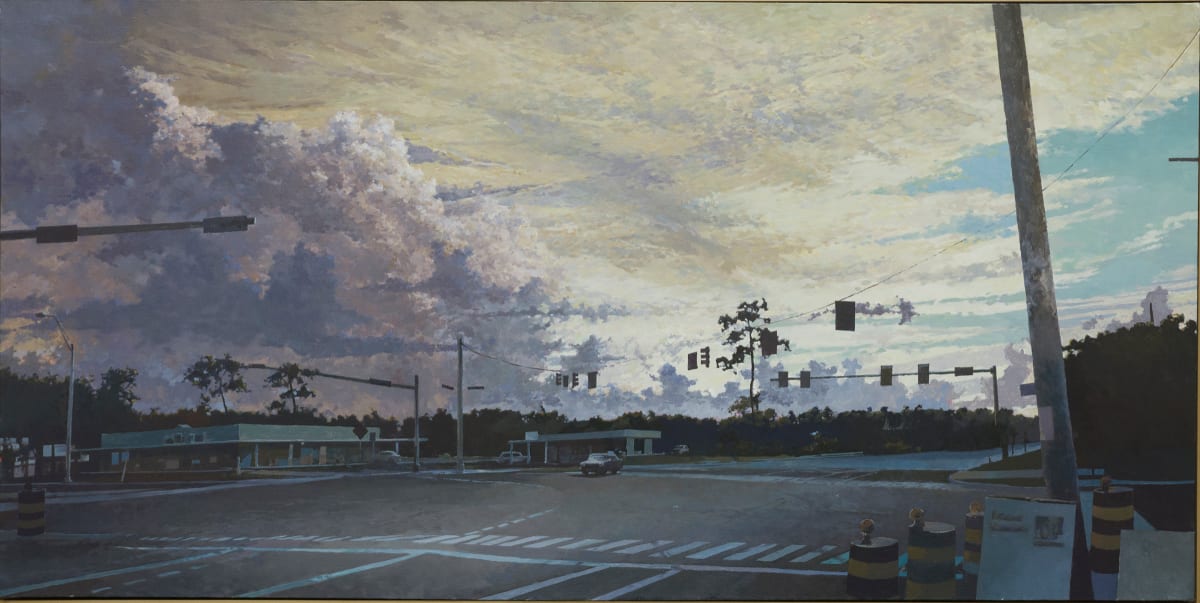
[{"xmin": 35, "ymin": 312, "xmax": 74, "ymax": 483}]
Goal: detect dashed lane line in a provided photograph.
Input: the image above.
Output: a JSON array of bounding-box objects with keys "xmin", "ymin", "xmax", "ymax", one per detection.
[{"xmin": 593, "ymin": 569, "xmax": 680, "ymax": 601}]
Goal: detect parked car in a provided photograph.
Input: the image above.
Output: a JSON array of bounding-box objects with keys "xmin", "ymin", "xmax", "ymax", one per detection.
[
  {"xmin": 497, "ymin": 451, "xmax": 526, "ymax": 465},
  {"xmin": 671, "ymin": 444, "xmax": 690, "ymax": 455},
  {"xmin": 371, "ymin": 450, "xmax": 405, "ymax": 466},
  {"xmin": 580, "ymin": 452, "xmax": 622, "ymax": 476}
]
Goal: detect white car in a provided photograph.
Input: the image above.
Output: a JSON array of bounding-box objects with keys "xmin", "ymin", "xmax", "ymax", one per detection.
[
  {"xmin": 376, "ymin": 450, "xmax": 404, "ymax": 465},
  {"xmin": 497, "ymin": 451, "xmax": 526, "ymax": 465}
]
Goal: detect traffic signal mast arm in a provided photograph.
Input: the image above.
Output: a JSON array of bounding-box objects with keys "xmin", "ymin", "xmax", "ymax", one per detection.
[
  {"xmin": 772, "ymin": 366, "xmax": 996, "ymax": 384},
  {"xmin": 0, "ymin": 216, "xmax": 255, "ymax": 243},
  {"xmin": 241, "ymin": 362, "xmax": 415, "ymax": 390}
]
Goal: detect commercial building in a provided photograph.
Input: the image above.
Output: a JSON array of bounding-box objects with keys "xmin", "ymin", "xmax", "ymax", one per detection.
[
  {"xmin": 507, "ymin": 429, "xmax": 662, "ymax": 465},
  {"xmin": 84, "ymin": 424, "xmax": 384, "ymax": 476}
]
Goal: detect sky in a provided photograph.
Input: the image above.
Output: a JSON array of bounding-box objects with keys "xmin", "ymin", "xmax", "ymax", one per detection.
[{"xmin": 1, "ymin": 1, "xmax": 1197, "ymax": 423}]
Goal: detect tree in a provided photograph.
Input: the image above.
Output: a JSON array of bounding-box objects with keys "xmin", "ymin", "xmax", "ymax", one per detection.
[
  {"xmin": 184, "ymin": 354, "xmax": 248, "ymax": 414},
  {"xmin": 264, "ymin": 362, "xmax": 318, "ymax": 414},
  {"xmin": 715, "ymin": 298, "xmax": 790, "ymax": 415}
]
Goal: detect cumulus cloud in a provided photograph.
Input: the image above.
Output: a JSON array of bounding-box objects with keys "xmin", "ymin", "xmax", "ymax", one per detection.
[{"xmin": 1105, "ymin": 286, "xmax": 1173, "ymax": 331}]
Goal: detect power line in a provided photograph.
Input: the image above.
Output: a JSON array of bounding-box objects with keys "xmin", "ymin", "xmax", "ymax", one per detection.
[
  {"xmin": 461, "ymin": 341, "xmax": 636, "ymax": 375},
  {"xmin": 772, "ymin": 27, "xmax": 1199, "ymax": 328}
]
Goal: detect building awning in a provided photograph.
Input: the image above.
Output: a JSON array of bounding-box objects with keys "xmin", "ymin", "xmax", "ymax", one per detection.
[{"xmin": 76, "ymin": 438, "xmax": 406, "ymax": 453}]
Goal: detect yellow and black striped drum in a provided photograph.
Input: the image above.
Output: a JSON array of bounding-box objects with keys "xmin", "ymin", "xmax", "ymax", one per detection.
[
  {"xmin": 17, "ymin": 487, "xmax": 45, "ymax": 537},
  {"xmin": 1090, "ymin": 486, "xmax": 1133, "ymax": 574},
  {"xmin": 906, "ymin": 521, "xmax": 956, "ymax": 600},
  {"xmin": 962, "ymin": 511, "xmax": 984, "ymax": 598},
  {"xmin": 847, "ymin": 536, "xmax": 899, "ymax": 599}
]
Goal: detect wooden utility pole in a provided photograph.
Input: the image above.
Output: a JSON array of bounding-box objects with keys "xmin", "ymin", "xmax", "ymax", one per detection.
[
  {"xmin": 456, "ymin": 336, "xmax": 465, "ymax": 474},
  {"xmin": 993, "ymin": 4, "xmax": 1091, "ymax": 597}
]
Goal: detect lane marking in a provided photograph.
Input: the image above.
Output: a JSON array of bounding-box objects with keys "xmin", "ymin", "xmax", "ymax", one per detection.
[
  {"xmin": 0, "ymin": 549, "xmax": 236, "ymax": 598},
  {"xmin": 462, "ymin": 534, "xmax": 501, "ymax": 545},
  {"xmin": 123, "ymin": 579, "xmax": 146, "ymax": 586},
  {"xmin": 511, "ymin": 518, "xmax": 525, "ymax": 524},
  {"xmin": 589, "ymin": 539, "xmax": 641, "ymax": 552},
  {"xmin": 726, "ymin": 543, "xmax": 776, "ymax": 561},
  {"xmin": 821, "ymin": 551, "xmax": 851, "ymax": 565},
  {"xmin": 560, "ymin": 538, "xmax": 606, "ymax": 550},
  {"xmin": 758, "ymin": 544, "xmax": 806, "ymax": 562},
  {"xmin": 482, "ymin": 536, "xmax": 521, "ymax": 546},
  {"xmin": 525, "ymin": 537, "xmax": 573, "ymax": 549},
  {"xmin": 91, "ymin": 587, "xmax": 112, "ymax": 594},
  {"xmin": 413, "ymin": 535, "xmax": 458, "ymax": 544},
  {"xmin": 687, "ymin": 542, "xmax": 746, "ymax": 560},
  {"xmin": 593, "ymin": 569, "xmax": 680, "ymax": 601},
  {"xmin": 156, "ymin": 570, "xmax": 182, "ymax": 578},
  {"xmin": 482, "ymin": 565, "xmax": 609, "ymax": 601},
  {"xmin": 497, "ymin": 523, "xmax": 510, "ymax": 528},
  {"xmin": 792, "ymin": 545, "xmax": 837, "ymax": 563},
  {"xmin": 236, "ymin": 553, "xmax": 419, "ymax": 598},
  {"xmin": 189, "ymin": 565, "xmax": 208, "ymax": 571},
  {"xmin": 471, "ymin": 535, "xmax": 510, "ymax": 545},
  {"xmin": 653, "ymin": 541, "xmax": 708, "ymax": 558},
  {"xmin": 615, "ymin": 540, "xmax": 672, "ymax": 555},
  {"xmin": 500, "ymin": 536, "xmax": 546, "ymax": 547}
]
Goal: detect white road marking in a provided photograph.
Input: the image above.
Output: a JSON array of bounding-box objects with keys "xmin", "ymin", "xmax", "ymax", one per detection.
[
  {"xmin": 237, "ymin": 553, "xmax": 419, "ymax": 598},
  {"xmin": 615, "ymin": 540, "xmax": 672, "ymax": 555},
  {"xmin": 471, "ymin": 535, "xmax": 509, "ymax": 545},
  {"xmin": 687, "ymin": 542, "xmax": 746, "ymax": 560},
  {"xmin": 525, "ymin": 537, "xmax": 574, "ymax": 549},
  {"xmin": 593, "ymin": 569, "xmax": 680, "ymax": 601},
  {"xmin": 482, "ymin": 536, "xmax": 522, "ymax": 546},
  {"xmin": 0, "ymin": 549, "xmax": 236, "ymax": 598},
  {"xmin": 653, "ymin": 541, "xmax": 709, "ymax": 557},
  {"xmin": 481, "ymin": 526, "xmax": 495, "ymax": 531},
  {"xmin": 460, "ymin": 534, "xmax": 498, "ymax": 544},
  {"xmin": 91, "ymin": 587, "xmax": 112, "ymax": 594},
  {"xmin": 156, "ymin": 570, "xmax": 181, "ymax": 578},
  {"xmin": 726, "ymin": 543, "xmax": 776, "ymax": 561},
  {"xmin": 123, "ymin": 579, "xmax": 146, "ymax": 586},
  {"xmin": 413, "ymin": 535, "xmax": 459, "ymax": 544},
  {"xmin": 499, "ymin": 536, "xmax": 546, "ymax": 547},
  {"xmin": 758, "ymin": 544, "xmax": 806, "ymax": 562},
  {"xmin": 560, "ymin": 538, "xmax": 606, "ymax": 550},
  {"xmin": 481, "ymin": 565, "xmax": 610, "ymax": 600},
  {"xmin": 792, "ymin": 544, "xmax": 837, "ymax": 563},
  {"xmin": 511, "ymin": 518, "xmax": 525, "ymax": 523},
  {"xmin": 189, "ymin": 565, "xmax": 208, "ymax": 570},
  {"xmin": 497, "ymin": 523, "xmax": 510, "ymax": 528},
  {"xmin": 589, "ymin": 539, "xmax": 640, "ymax": 552}
]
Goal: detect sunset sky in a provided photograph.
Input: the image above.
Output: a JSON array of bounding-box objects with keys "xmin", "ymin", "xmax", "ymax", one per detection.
[{"xmin": 2, "ymin": 2, "xmax": 1197, "ymax": 421}]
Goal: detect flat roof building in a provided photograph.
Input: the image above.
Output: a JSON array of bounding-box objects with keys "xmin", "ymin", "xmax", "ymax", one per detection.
[{"xmin": 508, "ymin": 429, "xmax": 662, "ymax": 465}]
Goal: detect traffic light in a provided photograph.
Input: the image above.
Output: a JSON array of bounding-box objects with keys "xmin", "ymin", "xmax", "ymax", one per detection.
[
  {"xmin": 777, "ymin": 371, "xmax": 788, "ymax": 387},
  {"xmin": 572, "ymin": 373, "xmax": 579, "ymax": 388},
  {"xmin": 202, "ymin": 215, "xmax": 255, "ymax": 233},
  {"xmin": 562, "ymin": 374, "xmax": 569, "ymax": 389},
  {"xmin": 760, "ymin": 330, "xmax": 778, "ymax": 357},
  {"xmin": 35, "ymin": 225, "xmax": 79, "ymax": 243},
  {"xmin": 835, "ymin": 300, "xmax": 855, "ymax": 331},
  {"xmin": 954, "ymin": 366, "xmax": 974, "ymax": 376},
  {"xmin": 800, "ymin": 370, "xmax": 811, "ymax": 388},
  {"xmin": 555, "ymin": 373, "xmax": 562, "ymax": 386},
  {"xmin": 700, "ymin": 346, "xmax": 711, "ymax": 368},
  {"xmin": 587, "ymin": 371, "xmax": 598, "ymax": 389},
  {"xmin": 688, "ymin": 352, "xmax": 698, "ymax": 371},
  {"xmin": 880, "ymin": 365, "xmax": 893, "ymax": 386},
  {"xmin": 918, "ymin": 364, "xmax": 930, "ymax": 385}
]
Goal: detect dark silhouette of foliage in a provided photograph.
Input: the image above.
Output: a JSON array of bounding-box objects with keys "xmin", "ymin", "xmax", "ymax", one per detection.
[
  {"xmin": 715, "ymin": 298, "xmax": 791, "ymax": 415},
  {"xmin": 183, "ymin": 354, "xmax": 248, "ymax": 413},
  {"xmin": 264, "ymin": 362, "xmax": 318, "ymax": 414}
]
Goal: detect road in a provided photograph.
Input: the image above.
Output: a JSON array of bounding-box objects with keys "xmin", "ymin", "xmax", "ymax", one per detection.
[{"xmin": 0, "ymin": 457, "xmax": 1037, "ymax": 600}]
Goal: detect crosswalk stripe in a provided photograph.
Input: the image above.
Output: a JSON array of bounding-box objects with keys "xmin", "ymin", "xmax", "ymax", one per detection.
[
  {"xmin": 484, "ymin": 536, "xmax": 522, "ymax": 546},
  {"xmin": 726, "ymin": 543, "xmax": 776, "ymax": 561},
  {"xmin": 821, "ymin": 551, "xmax": 851, "ymax": 565},
  {"xmin": 654, "ymin": 541, "xmax": 709, "ymax": 557},
  {"xmin": 560, "ymin": 538, "xmax": 606, "ymax": 550},
  {"xmin": 413, "ymin": 535, "xmax": 459, "ymax": 544},
  {"xmin": 471, "ymin": 535, "xmax": 509, "ymax": 545},
  {"xmin": 458, "ymin": 535, "xmax": 496, "ymax": 544},
  {"xmin": 687, "ymin": 542, "xmax": 746, "ymax": 560},
  {"xmin": 525, "ymin": 537, "xmax": 574, "ymax": 549},
  {"xmin": 616, "ymin": 540, "xmax": 673, "ymax": 554},
  {"xmin": 792, "ymin": 544, "xmax": 837, "ymax": 563},
  {"xmin": 441, "ymin": 534, "xmax": 481, "ymax": 544},
  {"xmin": 500, "ymin": 536, "xmax": 546, "ymax": 547},
  {"xmin": 589, "ymin": 539, "xmax": 641, "ymax": 552},
  {"xmin": 758, "ymin": 544, "xmax": 806, "ymax": 562}
]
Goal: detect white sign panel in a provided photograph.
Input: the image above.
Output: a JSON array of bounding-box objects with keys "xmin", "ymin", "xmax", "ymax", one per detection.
[{"xmin": 977, "ymin": 496, "xmax": 1077, "ymax": 600}]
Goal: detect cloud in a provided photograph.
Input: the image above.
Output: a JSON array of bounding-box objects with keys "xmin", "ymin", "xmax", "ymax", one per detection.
[{"xmin": 1105, "ymin": 286, "xmax": 1173, "ymax": 331}]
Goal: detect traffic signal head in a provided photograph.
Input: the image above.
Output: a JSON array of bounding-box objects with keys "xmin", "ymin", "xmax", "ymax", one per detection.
[
  {"xmin": 880, "ymin": 365, "xmax": 893, "ymax": 386},
  {"xmin": 572, "ymin": 373, "xmax": 579, "ymax": 388},
  {"xmin": 777, "ymin": 371, "xmax": 788, "ymax": 388},
  {"xmin": 555, "ymin": 373, "xmax": 562, "ymax": 386},
  {"xmin": 835, "ymin": 300, "xmax": 855, "ymax": 331},
  {"xmin": 688, "ymin": 352, "xmax": 698, "ymax": 371},
  {"xmin": 700, "ymin": 346, "xmax": 711, "ymax": 367},
  {"xmin": 800, "ymin": 370, "xmax": 811, "ymax": 388},
  {"xmin": 760, "ymin": 330, "xmax": 778, "ymax": 357},
  {"xmin": 917, "ymin": 364, "xmax": 930, "ymax": 385},
  {"xmin": 587, "ymin": 371, "xmax": 598, "ymax": 389}
]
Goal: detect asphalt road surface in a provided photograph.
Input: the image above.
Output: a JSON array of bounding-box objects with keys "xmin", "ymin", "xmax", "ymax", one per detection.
[{"xmin": 0, "ymin": 459, "xmax": 1035, "ymax": 600}]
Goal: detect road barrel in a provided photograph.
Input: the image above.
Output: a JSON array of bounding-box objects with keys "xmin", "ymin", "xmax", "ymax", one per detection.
[
  {"xmin": 847, "ymin": 519, "xmax": 899, "ymax": 599},
  {"xmin": 905, "ymin": 508, "xmax": 956, "ymax": 600},
  {"xmin": 961, "ymin": 501, "xmax": 984, "ymax": 599},
  {"xmin": 1090, "ymin": 477, "xmax": 1133, "ymax": 599},
  {"xmin": 17, "ymin": 482, "xmax": 45, "ymax": 537}
]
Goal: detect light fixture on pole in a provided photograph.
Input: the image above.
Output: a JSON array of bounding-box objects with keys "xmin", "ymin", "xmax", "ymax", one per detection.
[{"xmin": 35, "ymin": 312, "xmax": 75, "ymax": 484}]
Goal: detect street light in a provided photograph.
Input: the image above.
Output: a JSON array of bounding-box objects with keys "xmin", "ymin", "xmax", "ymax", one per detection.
[{"xmin": 35, "ymin": 312, "xmax": 75, "ymax": 483}]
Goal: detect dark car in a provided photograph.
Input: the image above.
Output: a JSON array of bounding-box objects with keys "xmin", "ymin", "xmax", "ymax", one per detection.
[{"xmin": 579, "ymin": 452, "xmax": 622, "ymax": 476}]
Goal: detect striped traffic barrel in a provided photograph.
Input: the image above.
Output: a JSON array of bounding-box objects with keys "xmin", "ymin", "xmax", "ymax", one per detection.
[
  {"xmin": 1090, "ymin": 483, "xmax": 1133, "ymax": 575},
  {"xmin": 17, "ymin": 485, "xmax": 45, "ymax": 537},
  {"xmin": 906, "ymin": 520, "xmax": 957, "ymax": 600},
  {"xmin": 961, "ymin": 502, "xmax": 984, "ymax": 599},
  {"xmin": 847, "ymin": 519, "xmax": 899, "ymax": 599}
]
